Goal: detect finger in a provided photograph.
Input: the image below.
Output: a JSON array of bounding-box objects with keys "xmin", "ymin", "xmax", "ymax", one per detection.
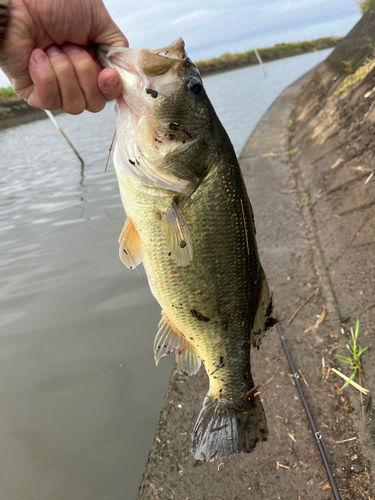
[
  {"xmin": 98, "ymin": 68, "xmax": 122, "ymax": 100},
  {"xmin": 26, "ymin": 49, "xmax": 62, "ymax": 109},
  {"xmin": 61, "ymin": 43, "xmax": 106, "ymax": 113},
  {"xmin": 46, "ymin": 45, "xmax": 86, "ymax": 115}
]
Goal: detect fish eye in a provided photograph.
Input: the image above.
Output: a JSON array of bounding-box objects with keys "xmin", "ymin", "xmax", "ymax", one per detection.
[{"xmin": 187, "ymin": 79, "xmax": 203, "ymax": 96}]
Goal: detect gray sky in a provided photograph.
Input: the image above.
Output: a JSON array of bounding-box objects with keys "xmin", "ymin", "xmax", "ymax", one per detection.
[{"xmin": 0, "ymin": 0, "xmax": 361, "ymax": 88}]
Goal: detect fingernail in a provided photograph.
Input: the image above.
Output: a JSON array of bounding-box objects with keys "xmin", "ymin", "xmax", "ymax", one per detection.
[
  {"xmin": 63, "ymin": 44, "xmax": 83, "ymax": 56},
  {"xmin": 104, "ymin": 75, "xmax": 120, "ymax": 89},
  {"xmin": 46, "ymin": 46, "xmax": 62, "ymax": 57},
  {"xmin": 32, "ymin": 51, "xmax": 48, "ymax": 64}
]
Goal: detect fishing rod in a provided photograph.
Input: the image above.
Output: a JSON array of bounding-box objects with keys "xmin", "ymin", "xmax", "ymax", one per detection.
[{"xmin": 275, "ymin": 319, "xmax": 342, "ymax": 500}]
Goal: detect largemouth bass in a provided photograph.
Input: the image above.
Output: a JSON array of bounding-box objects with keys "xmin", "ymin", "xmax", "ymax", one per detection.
[{"xmin": 98, "ymin": 38, "xmax": 276, "ymax": 461}]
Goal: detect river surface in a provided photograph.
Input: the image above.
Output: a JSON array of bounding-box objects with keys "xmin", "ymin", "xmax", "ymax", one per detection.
[{"xmin": 0, "ymin": 48, "xmax": 331, "ymax": 500}]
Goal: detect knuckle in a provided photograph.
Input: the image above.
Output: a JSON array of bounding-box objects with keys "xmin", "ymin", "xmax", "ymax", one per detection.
[
  {"xmin": 86, "ymin": 98, "xmax": 106, "ymax": 113},
  {"xmin": 75, "ymin": 57, "xmax": 96, "ymax": 77},
  {"xmin": 63, "ymin": 98, "xmax": 86, "ymax": 115},
  {"xmin": 55, "ymin": 60, "xmax": 74, "ymax": 79},
  {"xmin": 36, "ymin": 71, "xmax": 58, "ymax": 91},
  {"xmin": 31, "ymin": 85, "xmax": 61, "ymax": 110}
]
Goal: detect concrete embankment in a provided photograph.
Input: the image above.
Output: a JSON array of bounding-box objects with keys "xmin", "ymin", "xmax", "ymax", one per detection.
[
  {"xmin": 0, "ymin": 99, "xmax": 54, "ymax": 129},
  {"xmin": 137, "ymin": 69, "xmax": 373, "ymax": 499},
  {"xmin": 291, "ymin": 4, "xmax": 375, "ymax": 486}
]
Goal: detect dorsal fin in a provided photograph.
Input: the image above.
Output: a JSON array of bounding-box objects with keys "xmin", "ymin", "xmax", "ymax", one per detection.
[
  {"xmin": 118, "ymin": 218, "xmax": 143, "ymax": 270},
  {"xmin": 154, "ymin": 312, "xmax": 201, "ymax": 375},
  {"xmin": 160, "ymin": 201, "xmax": 193, "ymax": 267}
]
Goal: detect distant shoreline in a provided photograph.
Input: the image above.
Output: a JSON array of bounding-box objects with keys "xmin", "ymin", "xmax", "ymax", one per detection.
[
  {"xmin": 0, "ymin": 99, "xmax": 46, "ymax": 130},
  {"xmin": 196, "ymin": 37, "xmax": 342, "ymax": 76},
  {"xmin": 0, "ymin": 98, "xmax": 63, "ymax": 130}
]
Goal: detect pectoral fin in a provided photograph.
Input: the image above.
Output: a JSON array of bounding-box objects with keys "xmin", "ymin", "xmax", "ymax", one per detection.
[
  {"xmin": 154, "ymin": 312, "xmax": 201, "ymax": 375},
  {"xmin": 161, "ymin": 201, "xmax": 193, "ymax": 266},
  {"xmin": 250, "ymin": 267, "xmax": 277, "ymax": 348},
  {"xmin": 119, "ymin": 218, "xmax": 143, "ymax": 270}
]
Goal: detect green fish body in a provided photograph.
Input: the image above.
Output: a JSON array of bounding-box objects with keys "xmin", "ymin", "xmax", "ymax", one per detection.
[{"xmin": 98, "ymin": 38, "xmax": 276, "ymax": 460}]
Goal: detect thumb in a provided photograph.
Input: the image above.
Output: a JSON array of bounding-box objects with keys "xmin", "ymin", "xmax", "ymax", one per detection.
[
  {"xmin": 90, "ymin": 4, "xmax": 127, "ymax": 101},
  {"xmin": 98, "ymin": 67, "xmax": 122, "ymax": 100}
]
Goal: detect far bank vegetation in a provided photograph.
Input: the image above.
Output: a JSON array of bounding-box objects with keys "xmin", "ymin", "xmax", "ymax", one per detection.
[
  {"xmin": 196, "ymin": 37, "xmax": 342, "ymax": 76},
  {"xmin": 0, "ymin": 86, "xmax": 17, "ymax": 101}
]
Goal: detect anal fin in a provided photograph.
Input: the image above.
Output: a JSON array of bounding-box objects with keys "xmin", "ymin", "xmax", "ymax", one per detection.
[
  {"xmin": 154, "ymin": 312, "xmax": 201, "ymax": 375},
  {"xmin": 119, "ymin": 218, "xmax": 143, "ymax": 270},
  {"xmin": 250, "ymin": 267, "xmax": 278, "ymax": 348}
]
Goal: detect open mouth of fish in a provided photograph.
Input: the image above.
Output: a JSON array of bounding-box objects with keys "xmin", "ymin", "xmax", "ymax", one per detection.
[
  {"xmin": 97, "ymin": 38, "xmax": 194, "ymax": 145},
  {"xmin": 97, "ymin": 38, "xmax": 201, "ymax": 193}
]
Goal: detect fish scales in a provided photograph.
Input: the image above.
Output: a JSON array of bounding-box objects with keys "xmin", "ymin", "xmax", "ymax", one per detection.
[
  {"xmin": 98, "ymin": 38, "xmax": 276, "ymax": 461},
  {"xmin": 120, "ymin": 154, "xmax": 259, "ymax": 400}
]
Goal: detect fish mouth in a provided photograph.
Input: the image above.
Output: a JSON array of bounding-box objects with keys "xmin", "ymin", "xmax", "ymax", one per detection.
[
  {"xmin": 97, "ymin": 39, "xmax": 197, "ymax": 195},
  {"xmin": 97, "ymin": 38, "xmax": 191, "ymax": 139},
  {"xmin": 97, "ymin": 38, "xmax": 187, "ymax": 88}
]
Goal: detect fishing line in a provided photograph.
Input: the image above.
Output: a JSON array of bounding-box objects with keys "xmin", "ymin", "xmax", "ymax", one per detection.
[
  {"xmin": 105, "ymin": 130, "xmax": 117, "ymax": 172},
  {"xmin": 275, "ymin": 318, "xmax": 342, "ymax": 500}
]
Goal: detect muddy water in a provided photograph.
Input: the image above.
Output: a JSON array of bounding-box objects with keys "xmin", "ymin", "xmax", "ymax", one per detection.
[{"xmin": 0, "ymin": 48, "xmax": 331, "ymax": 499}]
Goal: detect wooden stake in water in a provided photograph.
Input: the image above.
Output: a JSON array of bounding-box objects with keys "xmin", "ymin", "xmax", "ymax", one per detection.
[
  {"xmin": 254, "ymin": 47, "xmax": 268, "ymax": 77},
  {"xmin": 44, "ymin": 110, "xmax": 84, "ymax": 166}
]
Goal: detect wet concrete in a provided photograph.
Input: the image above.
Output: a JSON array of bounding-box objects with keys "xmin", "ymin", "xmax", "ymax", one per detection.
[{"xmin": 137, "ymin": 70, "xmax": 373, "ymax": 499}]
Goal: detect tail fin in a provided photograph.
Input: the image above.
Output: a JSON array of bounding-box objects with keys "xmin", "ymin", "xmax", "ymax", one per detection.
[{"xmin": 192, "ymin": 392, "xmax": 268, "ymax": 461}]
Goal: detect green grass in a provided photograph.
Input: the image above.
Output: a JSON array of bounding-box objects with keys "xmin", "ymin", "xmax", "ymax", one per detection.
[
  {"xmin": 334, "ymin": 58, "xmax": 375, "ymax": 96},
  {"xmin": 335, "ymin": 319, "xmax": 368, "ymax": 390},
  {"xmin": 0, "ymin": 86, "xmax": 17, "ymax": 101},
  {"xmin": 196, "ymin": 37, "xmax": 343, "ymax": 76},
  {"xmin": 297, "ymin": 193, "xmax": 310, "ymax": 207},
  {"xmin": 359, "ymin": 0, "xmax": 375, "ymax": 15}
]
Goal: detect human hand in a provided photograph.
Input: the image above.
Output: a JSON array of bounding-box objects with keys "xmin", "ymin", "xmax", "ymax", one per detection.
[{"xmin": 0, "ymin": 0, "xmax": 128, "ymax": 114}]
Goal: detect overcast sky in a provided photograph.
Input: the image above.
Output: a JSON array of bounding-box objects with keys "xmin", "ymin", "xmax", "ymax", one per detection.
[{"xmin": 0, "ymin": 0, "xmax": 362, "ymax": 88}]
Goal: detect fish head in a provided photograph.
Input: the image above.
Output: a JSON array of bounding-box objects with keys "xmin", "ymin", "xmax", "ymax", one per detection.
[{"xmin": 98, "ymin": 39, "xmax": 225, "ymax": 195}]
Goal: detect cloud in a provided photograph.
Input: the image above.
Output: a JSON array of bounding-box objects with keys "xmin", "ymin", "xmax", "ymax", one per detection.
[
  {"xmin": 169, "ymin": 9, "xmax": 219, "ymax": 26},
  {"xmin": 104, "ymin": 1, "xmax": 357, "ymax": 49}
]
